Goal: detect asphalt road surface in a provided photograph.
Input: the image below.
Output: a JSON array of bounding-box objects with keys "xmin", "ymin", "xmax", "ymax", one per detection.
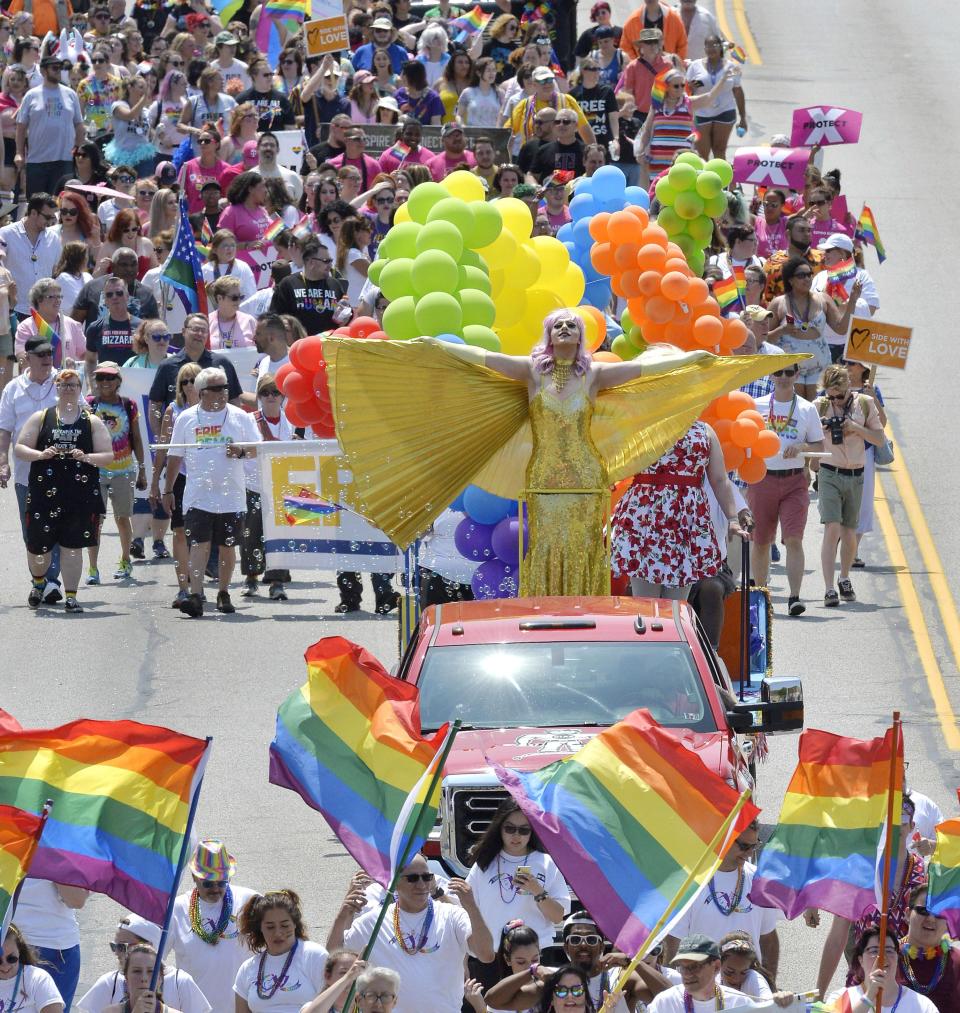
[{"xmin": 3, "ymin": 0, "xmax": 960, "ymax": 1003}]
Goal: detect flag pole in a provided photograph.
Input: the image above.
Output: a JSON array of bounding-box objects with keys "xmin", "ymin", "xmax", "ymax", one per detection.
[
  {"xmin": 149, "ymin": 737, "xmax": 213, "ymax": 995},
  {"xmin": 5, "ymin": 799, "xmax": 53, "ymax": 930},
  {"xmin": 340, "ymin": 720, "xmax": 462, "ymax": 1013},
  {"xmin": 874, "ymin": 712, "xmax": 902, "ymax": 1011},
  {"xmin": 603, "ymin": 790, "xmax": 753, "ymax": 1005}
]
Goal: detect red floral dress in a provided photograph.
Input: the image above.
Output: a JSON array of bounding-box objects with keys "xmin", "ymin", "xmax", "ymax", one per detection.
[{"xmin": 610, "ymin": 422, "xmax": 721, "ymax": 587}]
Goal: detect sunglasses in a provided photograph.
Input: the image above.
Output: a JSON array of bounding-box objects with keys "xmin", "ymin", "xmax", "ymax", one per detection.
[
  {"xmin": 400, "ymin": 873, "xmax": 434, "ymax": 883},
  {"xmin": 772, "ymin": 367, "xmax": 798, "ymax": 377},
  {"xmin": 59, "ymin": 207, "xmax": 78, "ymax": 217},
  {"xmin": 566, "ymin": 934, "xmax": 601, "ymax": 947},
  {"xmin": 827, "ymin": 393, "xmax": 848, "ymax": 402},
  {"xmin": 95, "ymin": 374, "xmax": 120, "ymax": 381},
  {"xmin": 203, "ymin": 384, "xmax": 229, "ymax": 392},
  {"xmin": 260, "ymin": 389, "xmax": 281, "ymax": 397},
  {"xmin": 358, "ymin": 994, "xmax": 396, "ymax": 1004},
  {"xmin": 150, "ymin": 332, "xmax": 171, "ymax": 341},
  {"xmin": 198, "ymin": 137, "xmax": 214, "ymax": 145},
  {"xmin": 1, "ymin": 954, "xmax": 20, "ymax": 965},
  {"xmin": 30, "ymin": 350, "xmax": 53, "ymax": 358},
  {"xmin": 92, "ymin": 57, "xmax": 108, "ymax": 64},
  {"xmin": 137, "ymin": 188, "xmax": 156, "ymax": 197},
  {"xmin": 169, "ymin": 59, "xmax": 184, "ymax": 67},
  {"xmin": 733, "ymin": 839, "xmax": 755, "ymax": 851},
  {"xmin": 105, "ymin": 290, "xmax": 126, "ymax": 298},
  {"xmin": 116, "ymin": 174, "xmax": 135, "ymax": 183},
  {"xmin": 375, "ymin": 196, "xmax": 394, "ymax": 205},
  {"xmin": 807, "ymin": 199, "xmax": 827, "ymax": 207},
  {"xmin": 222, "ymin": 293, "xmax": 241, "ymax": 301},
  {"xmin": 554, "ymin": 987, "xmax": 585, "ymax": 999},
  {"xmin": 503, "ymin": 823, "xmax": 531, "ymax": 836},
  {"xmin": 180, "ymin": 379, "xmax": 195, "ymax": 388}
]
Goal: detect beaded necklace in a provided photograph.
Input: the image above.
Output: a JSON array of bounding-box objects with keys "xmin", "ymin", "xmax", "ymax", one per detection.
[
  {"xmin": 552, "ymin": 359, "xmax": 573, "ymax": 392},
  {"xmin": 392, "ymin": 898, "xmax": 434, "ymax": 955},
  {"xmin": 497, "ymin": 852, "xmax": 522, "ymax": 903},
  {"xmin": 898, "ymin": 937, "xmax": 950, "ymax": 996},
  {"xmin": 1, "ymin": 963, "xmax": 23, "ymax": 1010},
  {"xmin": 682, "ymin": 984, "xmax": 724, "ymax": 1011},
  {"xmin": 256, "ymin": 940, "xmax": 299, "ymax": 1000},
  {"xmin": 189, "ymin": 885, "xmax": 233, "ymax": 945},
  {"xmin": 707, "ymin": 866, "xmax": 744, "ymax": 916}
]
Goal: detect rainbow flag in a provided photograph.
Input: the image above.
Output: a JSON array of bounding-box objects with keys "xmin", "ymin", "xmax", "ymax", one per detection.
[
  {"xmin": 810, "ymin": 997, "xmax": 854, "ymax": 1013},
  {"xmin": 0, "ymin": 805, "xmax": 45, "ymax": 931},
  {"xmin": 211, "ymin": 0, "xmax": 242, "ymax": 25},
  {"xmin": 161, "ymin": 198, "xmax": 208, "ymax": 316},
  {"xmin": 450, "ymin": 4, "xmax": 490, "ymax": 41},
  {"xmin": 728, "ymin": 43, "xmax": 747, "ymax": 64},
  {"xmin": 749, "ymin": 727, "xmax": 903, "ymax": 921},
  {"xmin": 283, "ymin": 491, "xmax": 340, "ymax": 524},
  {"xmin": 856, "ymin": 204, "xmax": 886, "ymax": 264},
  {"xmin": 925, "ymin": 818, "xmax": 960, "ymax": 935},
  {"xmin": 650, "ymin": 69, "xmax": 670, "ymax": 109},
  {"xmin": 492, "ymin": 710, "xmax": 760, "ymax": 956},
  {"xmin": 713, "ymin": 274, "xmax": 741, "ymax": 312},
  {"xmin": 31, "ymin": 309, "xmax": 61, "ymax": 368},
  {"xmin": 265, "ymin": 0, "xmax": 307, "ymax": 16},
  {"xmin": 732, "ymin": 264, "xmax": 746, "ymax": 297},
  {"xmin": 269, "ymin": 637, "xmax": 452, "ymax": 886},
  {"xmin": 196, "ymin": 217, "xmax": 214, "ymax": 258},
  {"xmin": 264, "ymin": 217, "xmax": 286, "ymax": 244},
  {"xmin": 0, "ymin": 718, "xmax": 211, "ymax": 923},
  {"xmin": 825, "ymin": 257, "xmax": 857, "ymax": 303}
]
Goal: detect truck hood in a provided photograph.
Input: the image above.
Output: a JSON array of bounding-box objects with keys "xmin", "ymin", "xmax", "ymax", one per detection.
[{"xmin": 443, "ymin": 725, "xmax": 731, "ymax": 778}]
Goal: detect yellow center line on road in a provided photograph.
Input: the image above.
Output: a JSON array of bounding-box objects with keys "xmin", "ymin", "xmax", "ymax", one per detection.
[
  {"xmin": 715, "ymin": 0, "xmax": 763, "ymax": 66},
  {"xmin": 875, "ymin": 470, "xmax": 960, "ymax": 750}
]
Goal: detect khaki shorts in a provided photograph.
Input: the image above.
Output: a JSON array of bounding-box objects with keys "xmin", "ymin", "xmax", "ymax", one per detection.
[
  {"xmin": 99, "ymin": 471, "xmax": 136, "ymax": 518},
  {"xmin": 818, "ymin": 465, "xmax": 863, "ymax": 528}
]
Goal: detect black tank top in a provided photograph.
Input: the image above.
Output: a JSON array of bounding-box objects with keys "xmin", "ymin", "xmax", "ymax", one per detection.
[{"xmin": 28, "ymin": 407, "xmax": 103, "ymax": 513}]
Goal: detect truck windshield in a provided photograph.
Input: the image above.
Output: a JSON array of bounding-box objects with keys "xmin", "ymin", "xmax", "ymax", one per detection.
[{"xmin": 417, "ymin": 642, "xmax": 717, "ymax": 733}]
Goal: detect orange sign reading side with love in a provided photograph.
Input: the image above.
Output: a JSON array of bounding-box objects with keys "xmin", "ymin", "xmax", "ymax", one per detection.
[{"xmin": 844, "ymin": 317, "xmax": 913, "ymax": 370}]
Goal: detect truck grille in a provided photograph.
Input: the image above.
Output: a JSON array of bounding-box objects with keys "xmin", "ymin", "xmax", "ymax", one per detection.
[{"xmin": 448, "ymin": 786, "xmax": 510, "ymax": 869}]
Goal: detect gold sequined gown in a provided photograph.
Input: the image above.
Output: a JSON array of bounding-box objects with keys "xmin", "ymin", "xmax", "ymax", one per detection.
[{"xmin": 523, "ymin": 373, "xmax": 609, "ymax": 595}]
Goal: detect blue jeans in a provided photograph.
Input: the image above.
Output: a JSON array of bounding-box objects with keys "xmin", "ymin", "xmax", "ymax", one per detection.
[
  {"xmin": 15, "ymin": 483, "xmax": 60, "ymax": 582},
  {"xmin": 36, "ymin": 944, "xmax": 81, "ymax": 1010}
]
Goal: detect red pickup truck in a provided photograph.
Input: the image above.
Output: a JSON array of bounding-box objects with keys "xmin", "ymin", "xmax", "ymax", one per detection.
[{"xmin": 395, "ymin": 595, "xmax": 803, "ymax": 876}]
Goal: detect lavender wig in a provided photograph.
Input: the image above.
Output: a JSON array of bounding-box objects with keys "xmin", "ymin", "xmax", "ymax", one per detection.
[{"xmin": 530, "ymin": 309, "xmax": 592, "ymax": 376}]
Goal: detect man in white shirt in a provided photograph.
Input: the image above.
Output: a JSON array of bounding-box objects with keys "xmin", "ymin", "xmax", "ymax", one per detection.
[
  {"xmin": 0, "ymin": 195, "xmax": 61, "ymax": 317},
  {"xmin": 649, "ymin": 935, "xmax": 752, "ymax": 1012},
  {"xmin": 162, "ymin": 366, "xmax": 260, "ymax": 617},
  {"xmin": 811, "ymin": 232, "xmax": 879, "ymax": 362},
  {"xmin": 676, "ymin": 0, "xmax": 721, "ymax": 61},
  {"xmin": 253, "ymin": 314, "xmax": 290, "ymax": 381},
  {"xmin": 256, "ymin": 131, "xmax": 304, "ymax": 203}
]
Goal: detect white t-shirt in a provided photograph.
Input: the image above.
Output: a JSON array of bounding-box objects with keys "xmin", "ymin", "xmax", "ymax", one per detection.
[
  {"xmin": 256, "ymin": 354, "xmax": 290, "ymax": 379},
  {"xmin": 587, "ymin": 971, "xmax": 629, "ymax": 1013},
  {"xmin": 202, "ymin": 260, "xmax": 258, "ymax": 300},
  {"xmin": 217, "ymin": 58, "xmax": 251, "ymax": 91},
  {"xmin": 684, "ymin": 60, "xmax": 741, "ymax": 117},
  {"xmin": 15, "ymin": 880, "xmax": 81, "ymax": 949},
  {"xmin": 257, "ymin": 163, "xmax": 303, "ymax": 203},
  {"xmin": 344, "ymin": 248, "xmax": 369, "ymax": 305},
  {"xmin": 167, "ymin": 884, "xmax": 259, "ymax": 1013},
  {"xmin": 752, "ymin": 393, "xmax": 823, "ymax": 471},
  {"xmin": 827, "ymin": 985, "xmax": 937, "ymax": 1013},
  {"xmin": 811, "ymin": 266, "xmax": 879, "ymax": 347},
  {"xmin": 168, "ymin": 403, "xmax": 261, "ymax": 513},
  {"xmin": 233, "ymin": 939, "xmax": 328, "ymax": 1013},
  {"xmin": 718, "ymin": 969, "xmax": 771, "ymax": 1000},
  {"xmin": 670, "ymin": 864, "xmax": 778, "ymax": 951},
  {"xmin": 76, "ymin": 966, "xmax": 210, "ymax": 1013},
  {"xmin": 465, "ymin": 851, "xmax": 567, "ymax": 947},
  {"xmin": 343, "ymin": 901, "xmax": 471, "ymax": 1013},
  {"xmin": 0, "ymin": 964, "xmax": 63, "ymax": 1012},
  {"xmin": 649, "ymin": 984, "xmax": 752, "ymax": 1012},
  {"xmin": 910, "ymin": 790, "xmax": 944, "ymax": 844}
]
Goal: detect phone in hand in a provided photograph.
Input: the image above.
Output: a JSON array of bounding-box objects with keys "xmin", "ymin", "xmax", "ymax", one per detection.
[{"xmin": 515, "ymin": 866, "xmax": 533, "ymax": 891}]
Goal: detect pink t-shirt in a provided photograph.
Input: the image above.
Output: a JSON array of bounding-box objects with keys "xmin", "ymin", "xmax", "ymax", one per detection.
[
  {"xmin": 427, "ymin": 148, "xmax": 477, "ymax": 181},
  {"xmin": 377, "ymin": 145, "xmax": 435, "ymax": 174},
  {"xmin": 216, "ymin": 203, "xmax": 273, "ymax": 287},
  {"xmin": 15, "ymin": 313, "xmax": 86, "ymax": 361},
  {"xmin": 207, "ymin": 309, "xmax": 257, "ymax": 348},
  {"xmin": 180, "ymin": 157, "xmax": 231, "ymax": 213},
  {"xmin": 755, "ymin": 215, "xmax": 787, "ymax": 258}
]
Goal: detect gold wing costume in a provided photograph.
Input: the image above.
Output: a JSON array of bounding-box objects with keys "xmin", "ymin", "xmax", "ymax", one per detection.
[{"xmin": 324, "ymin": 337, "xmax": 804, "ymax": 595}]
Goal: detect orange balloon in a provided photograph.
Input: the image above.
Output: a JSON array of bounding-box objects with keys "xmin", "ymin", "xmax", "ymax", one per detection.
[
  {"xmin": 660, "ymin": 271, "xmax": 691, "ymax": 301},
  {"xmin": 641, "ymin": 319, "xmax": 669, "ymax": 343},
  {"xmin": 755, "ymin": 429, "xmax": 781, "ymax": 458},
  {"xmin": 593, "ymin": 350, "xmax": 622, "ymax": 362},
  {"xmin": 685, "ymin": 277, "xmax": 710, "ymax": 306},
  {"xmin": 625, "ymin": 205, "xmax": 650, "ymax": 226},
  {"xmin": 620, "ymin": 268, "xmax": 642, "ymax": 298},
  {"xmin": 692, "ymin": 301, "xmax": 721, "ymax": 320},
  {"xmin": 664, "ymin": 319, "xmax": 692, "ymax": 347},
  {"xmin": 614, "ymin": 242, "xmax": 641, "ymax": 270},
  {"xmin": 664, "ymin": 257, "xmax": 691, "ymax": 276},
  {"xmin": 607, "ymin": 210, "xmax": 646, "ymax": 246},
  {"xmin": 590, "ymin": 242, "xmax": 617, "ymax": 276},
  {"xmin": 711, "ymin": 417, "xmax": 733, "ymax": 443},
  {"xmin": 638, "ymin": 270, "xmax": 663, "ymax": 296},
  {"xmin": 641, "ymin": 224, "xmax": 669, "ymax": 248},
  {"xmin": 730, "ymin": 417, "xmax": 760, "ymax": 448},
  {"xmin": 636, "ymin": 244, "xmax": 668, "ymax": 272},
  {"xmin": 692, "ymin": 315, "xmax": 723, "ymax": 347},
  {"xmin": 645, "ymin": 295, "xmax": 677, "ymax": 324},
  {"xmin": 588, "ymin": 212, "xmax": 612, "ymax": 242},
  {"xmin": 610, "ymin": 273, "xmax": 626, "ymax": 298},
  {"xmin": 665, "ymin": 241, "xmax": 686, "ymax": 260},
  {"xmin": 626, "ymin": 297, "xmax": 648, "ymax": 322},
  {"xmin": 722, "ymin": 441, "xmax": 746, "ymax": 470},
  {"xmin": 738, "ymin": 409, "xmax": 765, "ymax": 428},
  {"xmin": 738, "ymin": 455, "xmax": 768, "ymax": 484},
  {"xmin": 719, "ymin": 317, "xmax": 749, "ymax": 353},
  {"xmin": 716, "ymin": 390, "xmax": 755, "ymax": 421}
]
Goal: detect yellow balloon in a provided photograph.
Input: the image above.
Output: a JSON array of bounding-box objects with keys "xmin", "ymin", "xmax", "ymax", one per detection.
[
  {"xmin": 476, "ymin": 227, "xmax": 518, "ymax": 269},
  {"xmin": 493, "ymin": 289, "xmax": 525, "ymax": 328},
  {"xmin": 572, "ymin": 306, "xmax": 598, "ymax": 349},
  {"xmin": 488, "ymin": 267, "xmax": 506, "ymax": 298},
  {"xmin": 560, "ymin": 262, "xmax": 586, "ymax": 305},
  {"xmin": 497, "ymin": 321, "xmax": 536, "ymax": 355},
  {"xmin": 496, "ymin": 197, "xmax": 534, "ymax": 241},
  {"xmin": 523, "ymin": 287, "xmax": 565, "ymax": 330},
  {"xmin": 530, "ymin": 234, "xmax": 570, "ymax": 277},
  {"xmin": 393, "ymin": 201, "xmax": 411, "ymax": 224},
  {"xmin": 509, "ymin": 243, "xmax": 542, "ymax": 289},
  {"xmin": 442, "ymin": 170, "xmax": 486, "ymax": 204}
]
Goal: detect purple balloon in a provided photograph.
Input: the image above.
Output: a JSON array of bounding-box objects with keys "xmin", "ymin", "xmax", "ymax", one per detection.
[
  {"xmin": 454, "ymin": 518, "xmax": 495, "ymax": 561},
  {"xmin": 471, "ymin": 559, "xmax": 519, "ymax": 599},
  {"xmin": 491, "ymin": 517, "xmax": 528, "ymax": 567}
]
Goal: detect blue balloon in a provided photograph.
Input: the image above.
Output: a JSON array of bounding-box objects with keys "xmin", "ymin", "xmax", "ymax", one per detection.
[
  {"xmin": 454, "ymin": 517, "xmax": 495, "ymax": 561},
  {"xmin": 569, "ymin": 192, "xmax": 596, "ymax": 222},
  {"xmin": 491, "ymin": 517, "xmax": 528, "ymax": 566},
  {"xmin": 583, "ymin": 279, "xmax": 612, "ymax": 309},
  {"xmin": 463, "ymin": 485, "xmax": 515, "ymax": 526},
  {"xmin": 581, "ymin": 259, "xmax": 604, "ymax": 283},
  {"xmin": 437, "ymin": 332, "xmax": 465, "ymax": 344},
  {"xmin": 590, "ymin": 164, "xmax": 627, "ymax": 201},
  {"xmin": 555, "ymin": 222, "xmax": 575, "ymax": 243},
  {"xmin": 449, "ymin": 490, "xmax": 466, "ymax": 512},
  {"xmin": 572, "ymin": 217, "xmax": 593, "ymax": 248},
  {"xmin": 562, "ymin": 241, "xmax": 578, "ymax": 260},
  {"xmin": 624, "ymin": 186, "xmax": 651, "ymax": 209},
  {"xmin": 471, "ymin": 558, "xmax": 518, "ymax": 599},
  {"xmin": 597, "ymin": 196, "xmax": 626, "ymax": 214}
]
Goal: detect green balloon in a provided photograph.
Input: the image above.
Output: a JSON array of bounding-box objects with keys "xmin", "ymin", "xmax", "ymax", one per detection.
[
  {"xmin": 459, "ymin": 265, "xmax": 491, "ymax": 294},
  {"xmin": 655, "ymin": 176, "xmax": 677, "ymax": 206},
  {"xmin": 379, "ymin": 221, "xmax": 420, "ymax": 260},
  {"xmin": 686, "ymin": 214, "xmax": 714, "ymax": 246},
  {"xmin": 415, "ymin": 291, "xmax": 462, "ymax": 336},
  {"xmin": 620, "ymin": 308, "xmax": 634, "ymax": 333},
  {"xmin": 463, "ymin": 325, "xmax": 501, "ymax": 351},
  {"xmin": 459, "ymin": 288, "xmax": 496, "ymax": 328},
  {"xmin": 674, "ymin": 151, "xmax": 705, "ymax": 171},
  {"xmin": 412, "ymin": 249, "xmax": 460, "ymax": 296},
  {"xmin": 657, "ymin": 205, "xmax": 685, "ymax": 236},
  {"xmin": 673, "ymin": 234, "xmax": 697, "ymax": 259},
  {"xmin": 426, "ymin": 197, "xmax": 474, "ymax": 238},
  {"xmin": 674, "ymin": 190, "xmax": 705, "ymax": 220},
  {"xmin": 611, "ymin": 334, "xmax": 639, "ymax": 360},
  {"xmin": 704, "ymin": 192, "xmax": 729, "ymax": 218},
  {"xmin": 695, "ymin": 170, "xmax": 722, "ymax": 199},
  {"xmin": 460, "ymin": 250, "xmax": 489, "ymax": 273},
  {"xmin": 467, "ymin": 201, "xmax": 503, "ymax": 249},
  {"xmin": 627, "ymin": 326, "xmax": 648, "ymax": 351},
  {"xmin": 688, "ymin": 249, "xmax": 706, "ymax": 277},
  {"xmin": 667, "ymin": 162, "xmax": 697, "ymax": 192},
  {"xmin": 416, "ymin": 220, "xmax": 465, "ymax": 261},
  {"xmin": 367, "ymin": 258, "xmax": 385, "ymax": 286},
  {"xmin": 383, "ymin": 296, "xmax": 419, "ymax": 341},
  {"xmin": 406, "ymin": 181, "xmax": 449, "ymax": 225},
  {"xmin": 378, "ymin": 258, "xmax": 415, "ymax": 301},
  {"xmin": 704, "ymin": 158, "xmax": 734, "ymax": 188}
]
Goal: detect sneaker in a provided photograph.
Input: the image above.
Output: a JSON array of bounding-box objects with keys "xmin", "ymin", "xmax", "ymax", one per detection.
[
  {"xmin": 334, "ymin": 600, "xmax": 360, "ymax": 613},
  {"xmin": 375, "ymin": 592, "xmax": 401, "ymax": 615},
  {"xmin": 838, "ymin": 578, "xmax": 856, "ymax": 602},
  {"xmin": 42, "ymin": 581, "xmax": 62, "ymax": 604},
  {"xmin": 28, "ymin": 585, "xmax": 43, "ymax": 608},
  {"xmin": 130, "ymin": 537, "xmax": 145, "ymax": 560},
  {"xmin": 86, "ymin": 567, "xmax": 101, "ymax": 586},
  {"xmin": 216, "ymin": 590, "xmax": 236, "ymax": 614},
  {"xmin": 770, "ymin": 543, "xmax": 781, "ymax": 563},
  {"xmin": 178, "ymin": 592, "xmax": 204, "ymax": 618},
  {"xmin": 788, "ymin": 596, "xmax": 806, "ymax": 616},
  {"xmin": 172, "ymin": 589, "xmax": 189, "ymax": 609},
  {"xmin": 152, "ymin": 540, "xmax": 170, "ymax": 560},
  {"xmin": 240, "ymin": 578, "xmax": 259, "ymax": 597},
  {"xmin": 114, "ymin": 559, "xmax": 133, "ymax": 580},
  {"xmin": 64, "ymin": 597, "xmax": 84, "ymax": 614},
  {"xmin": 824, "ymin": 589, "xmax": 840, "ymax": 607},
  {"xmin": 852, "ymin": 556, "xmax": 866, "ymax": 569},
  {"xmin": 269, "ymin": 582, "xmax": 288, "ymax": 601}
]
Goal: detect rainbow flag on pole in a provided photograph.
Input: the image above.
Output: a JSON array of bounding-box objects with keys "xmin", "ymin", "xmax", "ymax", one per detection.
[
  {"xmin": 856, "ymin": 204, "xmax": 886, "ymax": 263},
  {"xmin": 30, "ymin": 309, "xmax": 62, "ymax": 367},
  {"xmin": 0, "ymin": 719, "xmax": 211, "ymax": 923},
  {"xmin": 264, "ymin": 217, "xmax": 286, "ymax": 244},
  {"xmin": 925, "ymin": 818, "xmax": 960, "ymax": 935},
  {"xmin": 161, "ymin": 199, "xmax": 208, "ymax": 315},
  {"xmin": 450, "ymin": 4, "xmax": 491, "ymax": 41},
  {"xmin": 0, "ymin": 805, "xmax": 45, "ymax": 931},
  {"xmin": 727, "ymin": 43, "xmax": 747, "ymax": 64},
  {"xmin": 492, "ymin": 710, "xmax": 760, "ymax": 956},
  {"xmin": 713, "ymin": 274, "xmax": 741, "ymax": 313},
  {"xmin": 283, "ymin": 490, "xmax": 340, "ymax": 524},
  {"xmin": 650, "ymin": 69, "xmax": 670, "ymax": 109},
  {"xmin": 749, "ymin": 727, "xmax": 903, "ymax": 921},
  {"xmin": 269, "ymin": 637, "xmax": 452, "ymax": 886}
]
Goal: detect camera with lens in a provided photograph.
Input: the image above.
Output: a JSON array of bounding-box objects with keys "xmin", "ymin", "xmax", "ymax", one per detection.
[{"xmin": 823, "ymin": 415, "xmax": 846, "ymax": 445}]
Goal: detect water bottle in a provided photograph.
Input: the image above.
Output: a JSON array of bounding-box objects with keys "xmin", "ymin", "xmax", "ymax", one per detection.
[{"xmin": 332, "ymin": 296, "xmax": 353, "ymax": 326}]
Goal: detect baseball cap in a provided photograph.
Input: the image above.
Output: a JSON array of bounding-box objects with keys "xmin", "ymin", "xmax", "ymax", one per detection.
[
  {"xmin": 215, "ymin": 30, "xmax": 239, "ymax": 44},
  {"xmin": 818, "ymin": 232, "xmax": 854, "ymax": 253},
  {"xmin": 441, "ymin": 121, "xmax": 464, "ymax": 137},
  {"xmin": 512, "ymin": 183, "xmax": 538, "ymax": 199},
  {"xmin": 120, "ymin": 914, "xmax": 162, "ymax": 949},
  {"xmin": 742, "ymin": 305, "xmax": 773, "ymax": 321},
  {"xmin": 40, "ymin": 54, "xmax": 62, "ymax": 67},
  {"xmin": 638, "ymin": 27, "xmax": 663, "ymax": 42},
  {"xmin": 242, "ymin": 139, "xmax": 259, "ymax": 165},
  {"xmin": 25, "ymin": 336, "xmax": 53, "ymax": 354},
  {"xmin": 593, "ymin": 25, "xmax": 615, "ymax": 39},
  {"xmin": 155, "ymin": 161, "xmax": 177, "ymax": 186},
  {"xmin": 200, "ymin": 179, "xmax": 222, "ymax": 192},
  {"xmin": 531, "ymin": 66, "xmax": 555, "ymax": 83},
  {"xmin": 371, "ymin": 16, "xmax": 393, "ymax": 29},
  {"xmin": 93, "ymin": 362, "xmax": 121, "ymax": 378},
  {"xmin": 672, "ymin": 934, "xmax": 721, "ymax": 963}
]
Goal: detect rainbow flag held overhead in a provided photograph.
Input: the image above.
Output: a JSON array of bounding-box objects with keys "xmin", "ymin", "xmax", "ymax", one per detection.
[
  {"xmin": 264, "ymin": 217, "xmax": 286, "ymax": 244},
  {"xmin": 269, "ymin": 637, "xmax": 452, "ymax": 886},
  {"xmin": 450, "ymin": 4, "xmax": 491, "ymax": 41},
  {"xmin": 492, "ymin": 710, "xmax": 760, "ymax": 956},
  {"xmin": 728, "ymin": 43, "xmax": 747, "ymax": 64},
  {"xmin": 0, "ymin": 805, "xmax": 45, "ymax": 931},
  {"xmin": 824, "ymin": 257, "xmax": 857, "ymax": 303},
  {"xmin": 283, "ymin": 490, "xmax": 340, "ymax": 525},
  {"xmin": 856, "ymin": 204, "xmax": 886, "ymax": 264},
  {"xmin": 925, "ymin": 818, "xmax": 960, "ymax": 936},
  {"xmin": 713, "ymin": 274, "xmax": 742, "ymax": 313},
  {"xmin": 650, "ymin": 68, "xmax": 671, "ymax": 109},
  {"xmin": 31, "ymin": 309, "xmax": 62, "ymax": 368},
  {"xmin": 0, "ymin": 718, "xmax": 211, "ymax": 923},
  {"xmin": 749, "ymin": 727, "xmax": 903, "ymax": 921},
  {"xmin": 211, "ymin": 0, "xmax": 242, "ymax": 25},
  {"xmin": 265, "ymin": 0, "xmax": 307, "ymax": 16},
  {"xmin": 196, "ymin": 218, "xmax": 214, "ymax": 259}
]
